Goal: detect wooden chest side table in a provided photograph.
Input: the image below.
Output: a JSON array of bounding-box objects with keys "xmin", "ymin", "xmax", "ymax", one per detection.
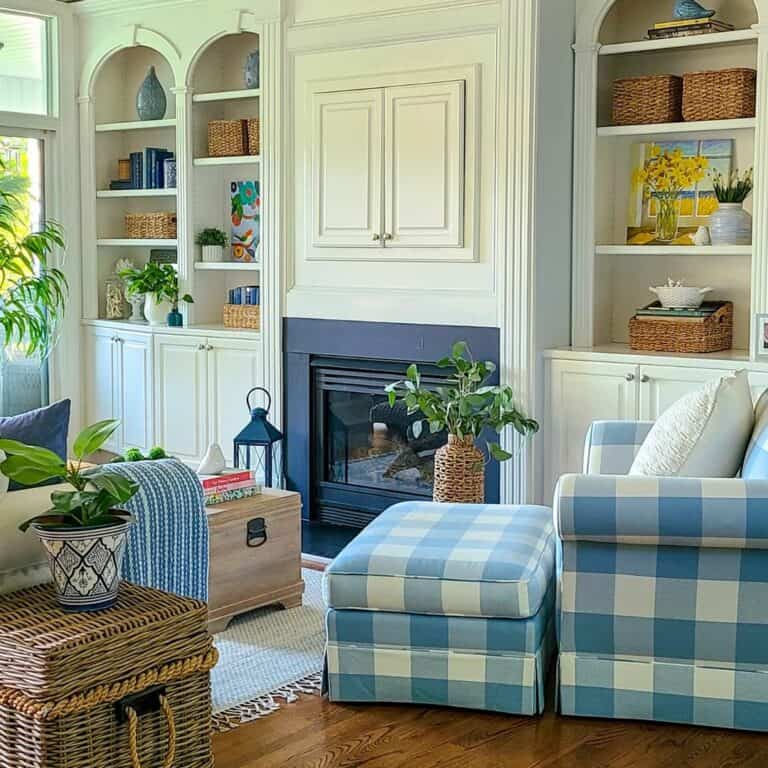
[{"xmin": 206, "ymin": 489, "xmax": 304, "ymax": 633}]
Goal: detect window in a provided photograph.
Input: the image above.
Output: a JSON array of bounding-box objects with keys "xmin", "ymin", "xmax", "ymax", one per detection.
[
  {"xmin": 0, "ymin": 134, "xmax": 48, "ymax": 415},
  {"xmin": 0, "ymin": 11, "xmax": 50, "ymax": 116}
]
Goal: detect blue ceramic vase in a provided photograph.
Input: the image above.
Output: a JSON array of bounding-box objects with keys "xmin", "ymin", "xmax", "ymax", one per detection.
[
  {"xmin": 136, "ymin": 66, "xmax": 167, "ymax": 121},
  {"xmin": 244, "ymin": 51, "xmax": 260, "ymax": 89},
  {"xmin": 167, "ymin": 308, "xmax": 184, "ymax": 327}
]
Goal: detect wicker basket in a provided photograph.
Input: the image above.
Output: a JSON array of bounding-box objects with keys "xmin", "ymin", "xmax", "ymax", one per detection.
[
  {"xmin": 629, "ymin": 302, "xmax": 733, "ymax": 354},
  {"xmin": 613, "ymin": 75, "xmax": 683, "ymax": 125},
  {"xmin": 125, "ymin": 211, "xmax": 177, "ymax": 240},
  {"xmin": 0, "ymin": 582, "xmax": 217, "ymax": 768},
  {"xmin": 207, "ymin": 118, "xmax": 260, "ymax": 157},
  {"xmin": 223, "ymin": 303, "xmax": 260, "ymax": 330},
  {"xmin": 433, "ymin": 434, "xmax": 485, "ymax": 504},
  {"xmin": 683, "ymin": 68, "xmax": 757, "ymax": 121}
]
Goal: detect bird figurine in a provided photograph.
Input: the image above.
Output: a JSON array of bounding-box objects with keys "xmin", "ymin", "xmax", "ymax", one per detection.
[{"xmin": 673, "ymin": 0, "xmax": 716, "ymax": 20}]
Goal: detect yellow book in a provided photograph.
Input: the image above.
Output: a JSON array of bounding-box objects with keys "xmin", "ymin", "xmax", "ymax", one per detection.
[{"xmin": 653, "ymin": 17, "xmax": 715, "ymax": 29}]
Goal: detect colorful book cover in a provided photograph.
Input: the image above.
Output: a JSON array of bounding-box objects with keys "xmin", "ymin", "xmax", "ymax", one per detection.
[
  {"xmin": 205, "ymin": 485, "xmax": 263, "ymax": 507},
  {"xmin": 200, "ymin": 469, "xmax": 256, "ymax": 491},
  {"xmin": 230, "ymin": 180, "xmax": 260, "ymax": 262}
]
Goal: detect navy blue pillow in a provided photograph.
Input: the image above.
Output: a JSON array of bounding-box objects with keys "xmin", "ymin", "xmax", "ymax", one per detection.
[{"xmin": 0, "ymin": 399, "xmax": 71, "ymax": 491}]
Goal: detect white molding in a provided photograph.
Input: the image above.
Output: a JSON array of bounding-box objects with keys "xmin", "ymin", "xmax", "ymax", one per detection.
[{"xmin": 752, "ymin": 24, "xmax": 768, "ymax": 357}]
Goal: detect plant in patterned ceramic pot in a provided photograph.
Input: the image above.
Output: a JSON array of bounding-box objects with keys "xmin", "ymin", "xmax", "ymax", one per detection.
[
  {"xmin": 0, "ymin": 420, "xmax": 139, "ymax": 611},
  {"xmin": 385, "ymin": 342, "xmax": 539, "ymax": 505}
]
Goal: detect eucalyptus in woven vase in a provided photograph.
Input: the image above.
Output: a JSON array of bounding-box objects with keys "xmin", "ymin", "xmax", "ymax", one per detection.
[
  {"xmin": 386, "ymin": 342, "xmax": 538, "ymax": 505},
  {"xmin": 433, "ymin": 434, "xmax": 485, "ymax": 504}
]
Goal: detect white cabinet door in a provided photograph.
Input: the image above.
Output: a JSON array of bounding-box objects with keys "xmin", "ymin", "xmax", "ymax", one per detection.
[
  {"xmin": 116, "ymin": 331, "xmax": 153, "ymax": 454},
  {"xmin": 206, "ymin": 339, "xmax": 261, "ymax": 466},
  {"xmin": 546, "ymin": 360, "xmax": 639, "ymax": 494},
  {"xmin": 311, "ymin": 88, "xmax": 383, "ymax": 248},
  {"xmin": 638, "ymin": 365, "xmax": 732, "ymax": 420},
  {"xmin": 84, "ymin": 326, "xmax": 118, "ymax": 451},
  {"xmin": 384, "ymin": 81, "xmax": 464, "ymax": 248},
  {"xmin": 748, "ymin": 371, "xmax": 768, "ymax": 404},
  {"xmin": 154, "ymin": 334, "xmax": 208, "ymax": 464}
]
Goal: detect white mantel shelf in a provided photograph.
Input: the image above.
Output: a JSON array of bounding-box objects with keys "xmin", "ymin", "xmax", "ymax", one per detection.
[
  {"xmin": 97, "ymin": 189, "xmax": 178, "ymax": 198},
  {"xmin": 598, "ymin": 118, "xmax": 756, "ymax": 138},
  {"xmin": 194, "ymin": 262, "xmax": 260, "ymax": 271},
  {"xmin": 192, "ymin": 89, "xmax": 261, "ymax": 102},
  {"xmin": 544, "ymin": 344, "xmax": 752, "ymax": 367},
  {"xmin": 596, "ymin": 245, "xmax": 752, "ymax": 257},
  {"xmin": 598, "ymin": 28, "xmax": 758, "ymax": 56},
  {"xmin": 95, "ymin": 118, "xmax": 177, "ymax": 132},
  {"xmin": 193, "ymin": 155, "xmax": 261, "ymax": 167}
]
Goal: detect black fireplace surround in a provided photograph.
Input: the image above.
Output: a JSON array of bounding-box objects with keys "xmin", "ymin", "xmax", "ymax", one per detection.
[{"xmin": 284, "ymin": 318, "xmax": 500, "ymax": 544}]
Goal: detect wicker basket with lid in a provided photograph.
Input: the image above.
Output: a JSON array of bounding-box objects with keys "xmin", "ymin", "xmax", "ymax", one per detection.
[{"xmin": 0, "ymin": 582, "xmax": 217, "ymax": 768}]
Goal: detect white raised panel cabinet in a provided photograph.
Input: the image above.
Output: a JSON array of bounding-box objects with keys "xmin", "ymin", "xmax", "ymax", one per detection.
[
  {"xmin": 116, "ymin": 331, "xmax": 154, "ymax": 454},
  {"xmin": 384, "ymin": 82, "xmax": 464, "ymax": 248},
  {"xmin": 312, "ymin": 89, "xmax": 383, "ymax": 248},
  {"xmin": 207, "ymin": 339, "xmax": 262, "ymax": 466},
  {"xmin": 637, "ymin": 365, "xmax": 731, "ymax": 421},
  {"xmin": 546, "ymin": 359, "xmax": 638, "ymax": 494},
  {"xmin": 154, "ymin": 334, "xmax": 209, "ymax": 465},
  {"xmin": 748, "ymin": 372, "xmax": 768, "ymax": 403},
  {"xmin": 84, "ymin": 326, "xmax": 119, "ymax": 452}
]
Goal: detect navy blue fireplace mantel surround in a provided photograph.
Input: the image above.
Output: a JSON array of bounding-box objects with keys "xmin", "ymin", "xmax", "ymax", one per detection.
[{"xmin": 284, "ymin": 318, "xmax": 500, "ymax": 555}]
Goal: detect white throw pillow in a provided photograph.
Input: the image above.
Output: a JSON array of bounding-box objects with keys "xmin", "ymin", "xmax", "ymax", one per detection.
[{"xmin": 629, "ymin": 369, "xmax": 754, "ymax": 478}]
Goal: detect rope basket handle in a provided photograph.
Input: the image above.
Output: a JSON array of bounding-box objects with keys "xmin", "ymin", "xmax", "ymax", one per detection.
[{"xmin": 126, "ymin": 694, "xmax": 177, "ymax": 768}]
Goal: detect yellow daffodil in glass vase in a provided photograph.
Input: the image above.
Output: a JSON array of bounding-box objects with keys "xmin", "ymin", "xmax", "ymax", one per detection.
[{"xmin": 633, "ymin": 147, "xmax": 709, "ymax": 243}]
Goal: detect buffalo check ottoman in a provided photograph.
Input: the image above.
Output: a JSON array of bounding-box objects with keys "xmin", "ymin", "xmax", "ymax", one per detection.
[{"xmin": 322, "ymin": 501, "xmax": 557, "ymax": 715}]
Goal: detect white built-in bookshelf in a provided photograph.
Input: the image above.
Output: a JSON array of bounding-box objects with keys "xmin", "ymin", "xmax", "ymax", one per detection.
[
  {"xmin": 573, "ymin": 0, "xmax": 767, "ymax": 359},
  {"xmin": 82, "ymin": 31, "xmax": 263, "ymax": 337}
]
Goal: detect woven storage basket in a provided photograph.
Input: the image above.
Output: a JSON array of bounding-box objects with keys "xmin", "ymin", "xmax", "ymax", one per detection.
[
  {"xmin": 433, "ymin": 434, "xmax": 485, "ymax": 504},
  {"xmin": 125, "ymin": 212, "xmax": 177, "ymax": 240},
  {"xmin": 0, "ymin": 582, "xmax": 217, "ymax": 768},
  {"xmin": 613, "ymin": 75, "xmax": 683, "ymax": 125},
  {"xmin": 629, "ymin": 302, "xmax": 733, "ymax": 354},
  {"xmin": 682, "ymin": 68, "xmax": 757, "ymax": 121},
  {"xmin": 207, "ymin": 119, "xmax": 260, "ymax": 157},
  {"xmin": 223, "ymin": 303, "xmax": 260, "ymax": 330}
]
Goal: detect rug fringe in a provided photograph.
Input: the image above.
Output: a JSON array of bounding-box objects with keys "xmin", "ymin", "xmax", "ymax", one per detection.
[{"xmin": 212, "ymin": 671, "xmax": 323, "ymax": 733}]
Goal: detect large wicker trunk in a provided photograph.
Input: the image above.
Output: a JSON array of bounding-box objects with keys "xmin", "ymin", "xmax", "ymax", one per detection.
[{"xmin": 0, "ymin": 582, "xmax": 217, "ymax": 768}]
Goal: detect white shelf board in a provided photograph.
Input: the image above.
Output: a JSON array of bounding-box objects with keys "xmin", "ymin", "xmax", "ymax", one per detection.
[
  {"xmin": 598, "ymin": 118, "xmax": 756, "ymax": 138},
  {"xmin": 599, "ymin": 29, "xmax": 757, "ymax": 56},
  {"xmin": 192, "ymin": 89, "xmax": 261, "ymax": 103},
  {"xmin": 596, "ymin": 245, "xmax": 752, "ymax": 256},
  {"xmin": 193, "ymin": 155, "xmax": 261, "ymax": 167},
  {"xmin": 194, "ymin": 261, "xmax": 260, "ymax": 271},
  {"xmin": 96, "ymin": 188, "xmax": 178, "ymax": 199},
  {"xmin": 95, "ymin": 118, "xmax": 177, "ymax": 132},
  {"xmin": 97, "ymin": 238, "xmax": 178, "ymax": 247}
]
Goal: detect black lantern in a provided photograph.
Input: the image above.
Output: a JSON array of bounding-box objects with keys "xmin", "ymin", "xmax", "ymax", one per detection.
[{"xmin": 234, "ymin": 387, "xmax": 284, "ymax": 488}]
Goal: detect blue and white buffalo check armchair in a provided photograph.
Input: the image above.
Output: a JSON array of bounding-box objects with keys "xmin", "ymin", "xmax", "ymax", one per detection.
[{"xmin": 554, "ymin": 420, "xmax": 768, "ymax": 732}]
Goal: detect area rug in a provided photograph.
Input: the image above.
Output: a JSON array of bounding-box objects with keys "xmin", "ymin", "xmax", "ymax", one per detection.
[{"xmin": 211, "ymin": 567, "xmax": 326, "ymax": 731}]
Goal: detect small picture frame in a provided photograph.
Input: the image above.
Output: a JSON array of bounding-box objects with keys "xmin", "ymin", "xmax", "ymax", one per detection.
[{"xmin": 756, "ymin": 314, "xmax": 768, "ymax": 358}]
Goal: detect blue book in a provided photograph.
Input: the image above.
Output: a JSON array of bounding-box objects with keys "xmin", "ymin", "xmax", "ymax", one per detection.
[
  {"xmin": 154, "ymin": 150, "xmax": 174, "ymax": 188},
  {"xmin": 144, "ymin": 147, "xmax": 167, "ymax": 189},
  {"xmin": 129, "ymin": 152, "xmax": 143, "ymax": 189}
]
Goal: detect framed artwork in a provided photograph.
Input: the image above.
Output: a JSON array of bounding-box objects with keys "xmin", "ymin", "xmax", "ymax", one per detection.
[
  {"xmin": 230, "ymin": 180, "xmax": 261, "ymax": 262},
  {"xmin": 756, "ymin": 314, "xmax": 768, "ymax": 358},
  {"xmin": 627, "ymin": 139, "xmax": 734, "ymax": 237}
]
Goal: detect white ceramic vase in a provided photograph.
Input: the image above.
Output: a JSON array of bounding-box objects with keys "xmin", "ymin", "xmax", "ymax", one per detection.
[
  {"xmin": 709, "ymin": 203, "xmax": 752, "ymax": 246},
  {"xmin": 144, "ymin": 295, "xmax": 171, "ymax": 326},
  {"xmin": 202, "ymin": 245, "xmax": 224, "ymax": 263}
]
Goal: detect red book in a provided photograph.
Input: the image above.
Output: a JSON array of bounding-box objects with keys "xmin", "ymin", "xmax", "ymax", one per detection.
[{"xmin": 200, "ymin": 470, "xmax": 255, "ymax": 491}]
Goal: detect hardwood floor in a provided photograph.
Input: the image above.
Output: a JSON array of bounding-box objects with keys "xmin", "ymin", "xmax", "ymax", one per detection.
[{"xmin": 213, "ymin": 693, "xmax": 768, "ymax": 768}]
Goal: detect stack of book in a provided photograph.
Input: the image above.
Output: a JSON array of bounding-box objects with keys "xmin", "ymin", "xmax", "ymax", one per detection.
[
  {"xmin": 200, "ymin": 469, "xmax": 262, "ymax": 506},
  {"xmin": 109, "ymin": 148, "xmax": 176, "ymax": 191},
  {"xmin": 648, "ymin": 17, "xmax": 734, "ymax": 40},
  {"xmin": 633, "ymin": 301, "xmax": 722, "ymax": 322}
]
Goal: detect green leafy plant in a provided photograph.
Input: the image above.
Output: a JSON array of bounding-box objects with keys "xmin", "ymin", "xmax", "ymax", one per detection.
[
  {"xmin": 111, "ymin": 446, "xmax": 168, "ymax": 463},
  {"xmin": 195, "ymin": 228, "xmax": 228, "ymax": 247},
  {"xmin": 711, "ymin": 168, "xmax": 753, "ymax": 203},
  {"xmin": 119, "ymin": 262, "xmax": 193, "ymax": 310},
  {"xmin": 0, "ymin": 420, "xmax": 139, "ymax": 531},
  {"xmin": 385, "ymin": 342, "xmax": 539, "ymax": 462},
  {"xmin": 0, "ymin": 159, "xmax": 68, "ymax": 358}
]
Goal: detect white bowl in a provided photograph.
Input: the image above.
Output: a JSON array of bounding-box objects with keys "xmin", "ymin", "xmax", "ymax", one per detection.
[{"xmin": 649, "ymin": 285, "xmax": 712, "ymax": 309}]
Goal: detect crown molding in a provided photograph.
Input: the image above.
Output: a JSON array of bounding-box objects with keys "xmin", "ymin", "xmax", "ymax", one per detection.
[{"xmin": 73, "ymin": 0, "xmax": 200, "ymax": 15}]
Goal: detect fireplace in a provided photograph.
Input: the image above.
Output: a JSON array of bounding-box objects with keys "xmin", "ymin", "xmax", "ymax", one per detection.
[{"xmin": 284, "ymin": 318, "xmax": 500, "ymax": 554}]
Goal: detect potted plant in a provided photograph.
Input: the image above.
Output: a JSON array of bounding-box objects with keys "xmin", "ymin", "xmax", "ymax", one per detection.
[
  {"xmin": 0, "ymin": 419, "xmax": 139, "ymax": 611},
  {"xmin": 0, "ymin": 159, "xmax": 68, "ymax": 358},
  {"xmin": 119, "ymin": 262, "xmax": 193, "ymax": 327},
  {"xmin": 385, "ymin": 342, "xmax": 539, "ymax": 504},
  {"xmin": 633, "ymin": 147, "xmax": 708, "ymax": 243},
  {"xmin": 709, "ymin": 167, "xmax": 753, "ymax": 246},
  {"xmin": 196, "ymin": 228, "xmax": 228, "ymax": 263}
]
